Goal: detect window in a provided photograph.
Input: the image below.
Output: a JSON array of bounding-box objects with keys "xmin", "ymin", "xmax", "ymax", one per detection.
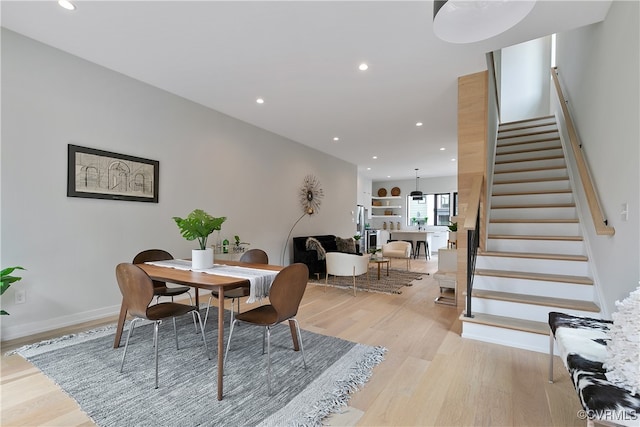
[{"xmin": 407, "ymin": 192, "xmax": 454, "ymax": 226}]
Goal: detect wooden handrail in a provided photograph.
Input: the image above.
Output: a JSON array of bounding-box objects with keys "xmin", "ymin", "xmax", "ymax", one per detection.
[
  {"xmin": 551, "ymin": 67, "xmax": 615, "ymax": 236},
  {"xmin": 463, "ymin": 174, "xmax": 484, "ymax": 230}
]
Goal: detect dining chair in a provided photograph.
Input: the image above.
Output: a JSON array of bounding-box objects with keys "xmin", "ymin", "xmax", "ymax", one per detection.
[
  {"xmin": 325, "ymin": 252, "xmax": 370, "ymax": 296},
  {"xmin": 203, "ymin": 248, "xmax": 269, "ymax": 329},
  {"xmin": 224, "ymin": 263, "xmax": 309, "ymax": 395},
  {"xmin": 115, "ymin": 263, "xmax": 209, "ymax": 389},
  {"xmin": 133, "ymin": 249, "xmax": 194, "ymax": 305}
]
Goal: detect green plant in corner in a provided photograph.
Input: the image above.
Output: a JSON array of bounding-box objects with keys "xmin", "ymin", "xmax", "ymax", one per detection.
[
  {"xmin": 447, "ymin": 222, "xmax": 458, "ymax": 232},
  {"xmin": 173, "ymin": 209, "xmax": 226, "ymax": 250},
  {"xmin": 1, "ymin": 266, "xmax": 25, "ymax": 315}
]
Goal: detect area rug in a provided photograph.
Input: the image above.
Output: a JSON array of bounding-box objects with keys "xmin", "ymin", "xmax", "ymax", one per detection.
[
  {"xmin": 9, "ymin": 308, "xmax": 386, "ymax": 427},
  {"xmin": 320, "ymin": 267, "xmax": 427, "ymax": 294}
]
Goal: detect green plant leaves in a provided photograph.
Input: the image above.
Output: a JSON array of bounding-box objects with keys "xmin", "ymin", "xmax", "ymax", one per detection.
[
  {"xmin": 1, "ymin": 266, "xmax": 25, "ymax": 315},
  {"xmin": 173, "ymin": 209, "xmax": 226, "ymax": 250}
]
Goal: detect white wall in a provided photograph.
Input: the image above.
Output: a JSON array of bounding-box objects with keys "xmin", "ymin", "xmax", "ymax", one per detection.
[
  {"xmin": 554, "ymin": 1, "xmax": 639, "ymax": 315},
  {"xmin": 0, "ymin": 30, "xmax": 358, "ymax": 339},
  {"xmin": 501, "ymin": 36, "xmax": 552, "ymax": 122}
]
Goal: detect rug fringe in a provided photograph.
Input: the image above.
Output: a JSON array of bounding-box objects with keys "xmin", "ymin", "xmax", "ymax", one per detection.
[{"xmin": 297, "ymin": 345, "xmax": 388, "ymax": 427}]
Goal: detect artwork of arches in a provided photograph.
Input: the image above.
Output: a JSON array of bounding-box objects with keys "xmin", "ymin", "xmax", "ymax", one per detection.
[{"xmin": 67, "ymin": 144, "xmax": 159, "ymax": 203}]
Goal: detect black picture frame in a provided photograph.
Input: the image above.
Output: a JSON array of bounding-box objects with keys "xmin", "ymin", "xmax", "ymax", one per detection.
[{"xmin": 67, "ymin": 144, "xmax": 159, "ymax": 203}]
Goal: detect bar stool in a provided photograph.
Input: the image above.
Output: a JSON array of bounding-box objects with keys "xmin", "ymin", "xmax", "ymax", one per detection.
[
  {"xmin": 402, "ymin": 240, "xmax": 415, "ymax": 258},
  {"xmin": 414, "ymin": 240, "xmax": 430, "ymax": 260}
]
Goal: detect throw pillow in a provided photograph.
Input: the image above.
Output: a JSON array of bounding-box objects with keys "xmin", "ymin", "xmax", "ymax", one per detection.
[
  {"xmin": 305, "ymin": 237, "xmax": 326, "ymax": 260},
  {"xmin": 336, "ymin": 237, "xmax": 356, "ymax": 254},
  {"xmin": 603, "ymin": 286, "xmax": 640, "ymax": 394}
]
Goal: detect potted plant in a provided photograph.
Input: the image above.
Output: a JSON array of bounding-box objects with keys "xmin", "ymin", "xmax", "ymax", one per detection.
[
  {"xmin": 353, "ymin": 233, "xmax": 362, "ymax": 253},
  {"xmin": 173, "ymin": 209, "xmax": 226, "ymax": 269},
  {"xmin": 233, "ymin": 235, "xmax": 250, "ymax": 253},
  {"xmin": 447, "ymin": 221, "xmax": 458, "ymax": 244},
  {"xmin": 1, "ymin": 266, "xmax": 25, "ymax": 315}
]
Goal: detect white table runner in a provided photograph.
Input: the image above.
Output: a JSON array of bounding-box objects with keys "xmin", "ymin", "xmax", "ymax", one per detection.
[{"xmin": 144, "ymin": 259, "xmax": 278, "ymax": 303}]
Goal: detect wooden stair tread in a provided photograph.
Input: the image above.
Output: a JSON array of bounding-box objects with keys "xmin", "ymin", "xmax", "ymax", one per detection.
[
  {"xmin": 492, "ymin": 189, "xmax": 571, "ymax": 196},
  {"xmin": 488, "ymin": 234, "xmax": 583, "ymax": 241},
  {"xmin": 491, "ymin": 203, "xmax": 575, "ymax": 209},
  {"xmin": 471, "ymin": 289, "xmax": 600, "ymax": 312},
  {"xmin": 480, "ymin": 251, "xmax": 587, "ymax": 262},
  {"xmin": 493, "ymin": 176, "xmax": 569, "ymax": 185},
  {"xmin": 497, "ymin": 137, "xmax": 561, "ymax": 148},
  {"xmin": 459, "ymin": 312, "xmax": 549, "ymax": 335},
  {"xmin": 495, "ymin": 165, "xmax": 566, "ymax": 174},
  {"xmin": 490, "ymin": 218, "xmax": 578, "ymax": 223},
  {"xmin": 495, "ymin": 154, "xmax": 564, "ymax": 164},
  {"xmin": 500, "ymin": 115, "xmax": 555, "ymax": 127},
  {"xmin": 496, "ymin": 146, "xmax": 562, "ymax": 156},
  {"xmin": 475, "ymin": 268, "xmax": 593, "ymax": 285},
  {"xmin": 497, "ymin": 129, "xmax": 559, "ymax": 140}
]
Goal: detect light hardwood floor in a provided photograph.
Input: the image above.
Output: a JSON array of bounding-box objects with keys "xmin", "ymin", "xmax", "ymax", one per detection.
[{"xmin": 1, "ymin": 257, "xmax": 584, "ymax": 426}]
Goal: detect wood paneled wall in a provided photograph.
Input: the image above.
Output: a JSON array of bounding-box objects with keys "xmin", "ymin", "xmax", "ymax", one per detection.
[{"xmin": 456, "ymin": 71, "xmax": 488, "ymax": 308}]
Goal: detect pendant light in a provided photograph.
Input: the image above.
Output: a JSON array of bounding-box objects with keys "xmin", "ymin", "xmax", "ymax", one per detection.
[{"xmin": 410, "ymin": 168, "xmax": 423, "ymax": 200}]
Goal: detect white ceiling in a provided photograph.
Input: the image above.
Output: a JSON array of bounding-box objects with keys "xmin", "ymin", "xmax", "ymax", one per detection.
[{"xmin": 1, "ymin": 1, "xmax": 612, "ymax": 181}]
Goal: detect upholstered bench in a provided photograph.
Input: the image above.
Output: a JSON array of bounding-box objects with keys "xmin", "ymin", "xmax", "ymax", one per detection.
[{"xmin": 548, "ymin": 312, "xmax": 640, "ymax": 426}]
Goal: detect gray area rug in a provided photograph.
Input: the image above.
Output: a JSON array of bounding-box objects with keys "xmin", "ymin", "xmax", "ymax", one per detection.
[
  {"xmin": 322, "ymin": 266, "xmax": 427, "ymax": 294},
  {"xmin": 10, "ymin": 308, "xmax": 386, "ymax": 427}
]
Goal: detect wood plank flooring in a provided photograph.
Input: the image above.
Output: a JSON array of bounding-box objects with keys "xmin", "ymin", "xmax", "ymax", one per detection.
[{"xmin": 1, "ymin": 258, "xmax": 584, "ymax": 426}]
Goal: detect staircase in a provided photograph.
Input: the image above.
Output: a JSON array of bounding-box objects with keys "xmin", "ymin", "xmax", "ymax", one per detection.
[{"xmin": 460, "ymin": 115, "xmax": 601, "ymax": 353}]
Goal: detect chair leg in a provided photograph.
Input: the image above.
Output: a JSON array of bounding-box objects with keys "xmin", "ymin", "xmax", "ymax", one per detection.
[
  {"xmin": 154, "ymin": 320, "xmax": 160, "ymax": 389},
  {"xmin": 291, "ymin": 318, "xmax": 307, "ymax": 369},
  {"xmin": 223, "ymin": 318, "xmax": 238, "ymax": 367},
  {"xmin": 202, "ymin": 294, "xmax": 214, "ymax": 330},
  {"xmin": 187, "ymin": 293, "xmax": 198, "ymax": 333},
  {"xmin": 193, "ymin": 310, "xmax": 210, "ymax": 360},
  {"xmin": 266, "ymin": 325, "xmax": 272, "ymax": 395},
  {"xmin": 324, "ymin": 273, "xmax": 329, "ymax": 292},
  {"xmin": 120, "ymin": 317, "xmax": 140, "ymax": 373}
]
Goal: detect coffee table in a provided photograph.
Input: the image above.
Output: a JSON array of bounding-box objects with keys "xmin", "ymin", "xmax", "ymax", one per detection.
[{"xmin": 370, "ymin": 257, "xmax": 390, "ymax": 280}]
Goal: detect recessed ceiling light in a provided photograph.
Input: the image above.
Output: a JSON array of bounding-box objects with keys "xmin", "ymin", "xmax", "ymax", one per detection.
[
  {"xmin": 58, "ymin": 0, "xmax": 76, "ymax": 10},
  {"xmin": 387, "ymin": 175, "xmax": 391, "ymax": 178},
  {"xmin": 256, "ymin": 98, "xmax": 264, "ymax": 104},
  {"xmin": 451, "ymin": 158, "xmax": 456, "ymax": 162},
  {"xmin": 416, "ymin": 122, "xmax": 423, "ymax": 127},
  {"xmin": 366, "ymin": 167, "xmax": 371, "ymax": 171},
  {"xmin": 440, "ymin": 147, "xmax": 446, "ymax": 151},
  {"xmin": 372, "ymin": 156, "xmax": 378, "ymax": 160},
  {"xmin": 333, "ymin": 137, "xmax": 339, "ymax": 141},
  {"xmin": 358, "ymin": 63, "xmax": 369, "ymax": 71}
]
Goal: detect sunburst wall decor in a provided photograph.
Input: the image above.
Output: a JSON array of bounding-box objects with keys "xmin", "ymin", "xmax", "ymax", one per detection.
[{"xmin": 299, "ymin": 174, "xmax": 324, "ymax": 214}]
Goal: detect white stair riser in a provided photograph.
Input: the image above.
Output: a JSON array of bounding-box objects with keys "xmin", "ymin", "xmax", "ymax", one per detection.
[
  {"xmin": 469, "ymin": 297, "xmax": 598, "ymax": 322},
  {"xmin": 497, "ymin": 131, "xmax": 560, "ymax": 144},
  {"xmin": 499, "ymin": 119, "xmax": 556, "ymax": 130},
  {"xmin": 494, "ymin": 168, "xmax": 568, "ymax": 182},
  {"xmin": 492, "ymin": 180, "xmax": 572, "ymax": 195},
  {"xmin": 461, "ymin": 321, "xmax": 551, "ymax": 354},
  {"xmin": 490, "ymin": 206, "xmax": 577, "ymax": 220},
  {"xmin": 473, "ymin": 275, "xmax": 594, "ymax": 300},
  {"xmin": 495, "ymin": 158, "xmax": 566, "ymax": 171},
  {"xmin": 486, "ymin": 238, "xmax": 585, "ymax": 255},
  {"xmin": 489, "ymin": 222, "xmax": 581, "ymax": 235},
  {"xmin": 498, "ymin": 122, "xmax": 557, "ymax": 133},
  {"xmin": 491, "ymin": 192, "xmax": 574, "ymax": 206},
  {"xmin": 496, "ymin": 140, "xmax": 561, "ymax": 155},
  {"xmin": 476, "ymin": 255, "xmax": 589, "ymax": 276},
  {"xmin": 496, "ymin": 148, "xmax": 565, "ymax": 163}
]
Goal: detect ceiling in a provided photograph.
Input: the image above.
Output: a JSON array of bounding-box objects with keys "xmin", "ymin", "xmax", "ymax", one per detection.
[{"xmin": 1, "ymin": 1, "xmax": 612, "ymax": 181}]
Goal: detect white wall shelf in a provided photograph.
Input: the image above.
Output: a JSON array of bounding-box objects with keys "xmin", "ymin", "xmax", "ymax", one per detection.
[{"xmin": 371, "ymin": 215, "xmax": 402, "ymax": 218}]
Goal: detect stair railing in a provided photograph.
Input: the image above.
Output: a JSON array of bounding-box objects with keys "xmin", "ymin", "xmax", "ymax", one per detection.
[
  {"xmin": 551, "ymin": 67, "xmax": 615, "ymax": 236},
  {"xmin": 463, "ymin": 174, "xmax": 483, "ymax": 318}
]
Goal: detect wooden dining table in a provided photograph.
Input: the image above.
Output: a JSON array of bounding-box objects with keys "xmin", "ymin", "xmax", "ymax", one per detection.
[{"xmin": 112, "ymin": 260, "xmax": 291, "ymax": 401}]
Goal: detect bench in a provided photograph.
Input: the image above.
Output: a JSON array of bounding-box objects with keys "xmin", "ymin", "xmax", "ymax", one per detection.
[{"xmin": 548, "ymin": 312, "xmax": 640, "ymax": 426}]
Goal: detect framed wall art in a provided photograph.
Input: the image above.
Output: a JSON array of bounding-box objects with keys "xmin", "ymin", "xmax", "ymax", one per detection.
[{"xmin": 67, "ymin": 144, "xmax": 159, "ymax": 203}]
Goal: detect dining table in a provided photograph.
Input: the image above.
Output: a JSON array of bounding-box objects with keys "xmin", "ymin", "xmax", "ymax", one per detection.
[{"xmin": 112, "ymin": 260, "xmax": 289, "ymax": 401}]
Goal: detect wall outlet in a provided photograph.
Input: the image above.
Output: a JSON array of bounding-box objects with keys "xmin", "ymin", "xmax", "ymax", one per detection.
[{"xmin": 15, "ymin": 289, "xmax": 26, "ymax": 304}]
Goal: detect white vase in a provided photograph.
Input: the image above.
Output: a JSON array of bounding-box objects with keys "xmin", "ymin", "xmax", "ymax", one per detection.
[
  {"xmin": 448, "ymin": 231, "xmax": 457, "ymax": 243},
  {"xmin": 192, "ymin": 248, "xmax": 214, "ymax": 270}
]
